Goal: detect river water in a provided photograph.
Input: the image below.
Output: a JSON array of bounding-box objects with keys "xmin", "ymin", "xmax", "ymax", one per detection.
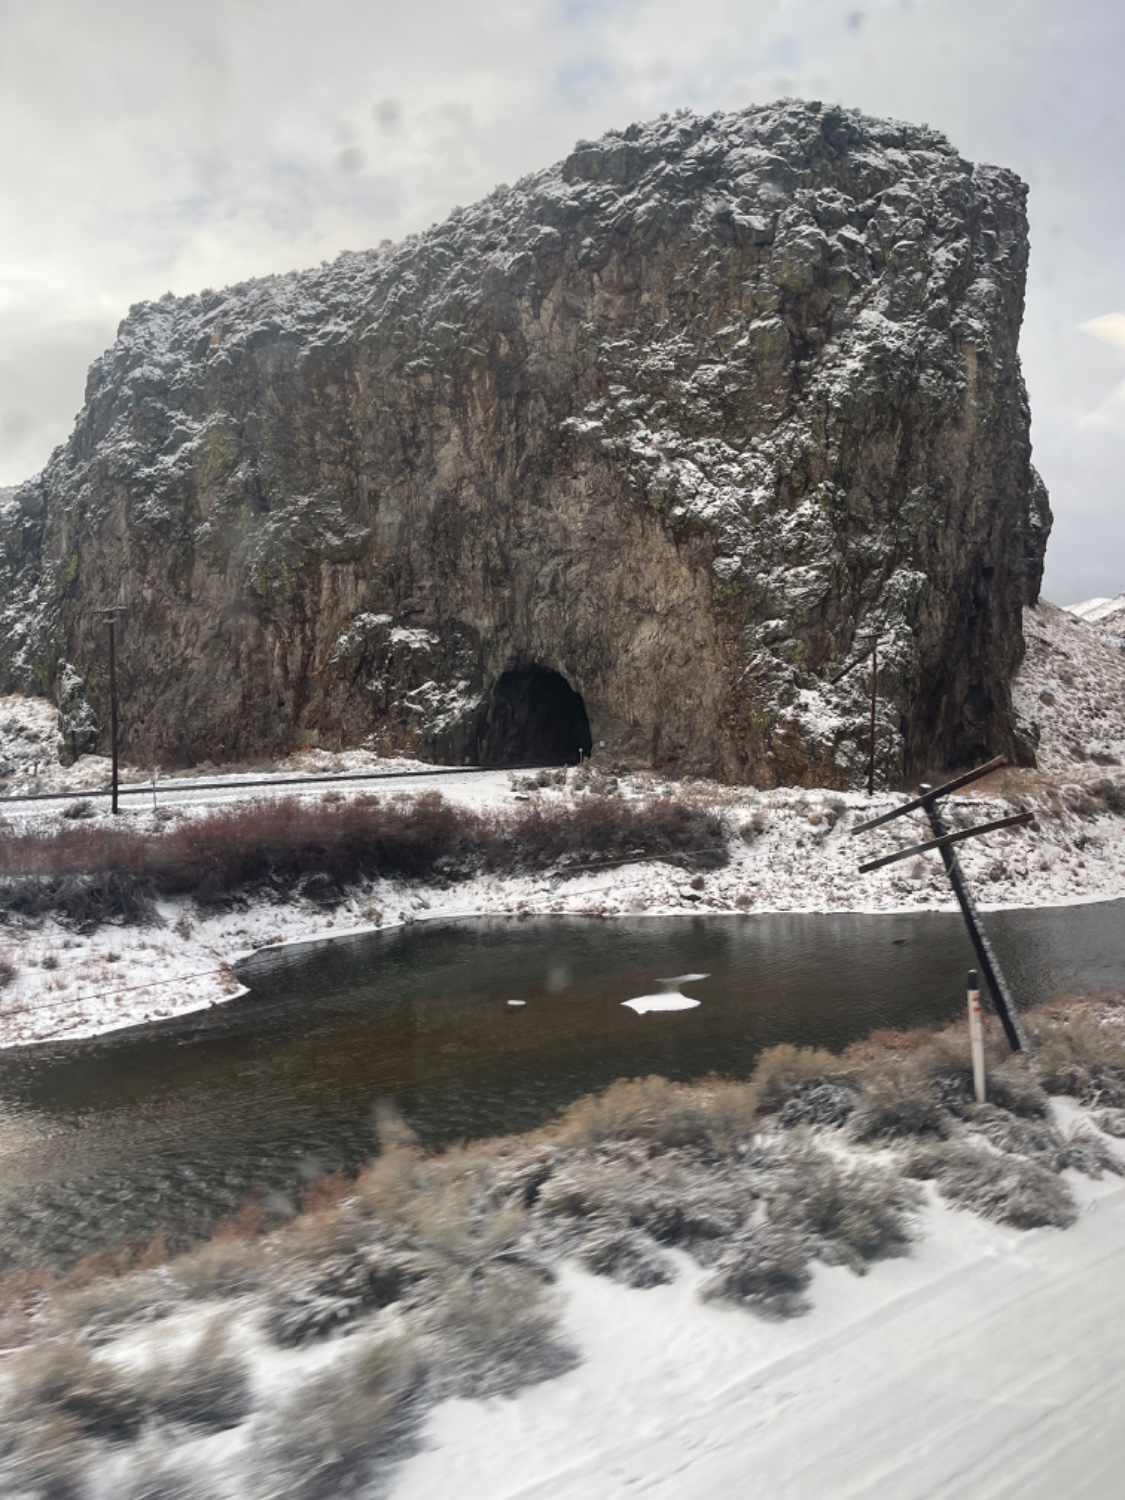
[{"xmin": 1, "ymin": 903, "xmax": 1122, "ymax": 1270}]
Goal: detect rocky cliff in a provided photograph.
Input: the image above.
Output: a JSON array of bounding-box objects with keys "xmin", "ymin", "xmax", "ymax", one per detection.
[{"xmin": 0, "ymin": 100, "xmax": 1050, "ymax": 784}]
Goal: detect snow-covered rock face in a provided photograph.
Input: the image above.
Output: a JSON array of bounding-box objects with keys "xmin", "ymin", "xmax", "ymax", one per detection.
[{"xmin": 0, "ymin": 100, "xmax": 1048, "ymax": 785}]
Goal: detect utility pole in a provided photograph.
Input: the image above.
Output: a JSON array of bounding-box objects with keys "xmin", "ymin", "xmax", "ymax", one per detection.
[
  {"xmin": 96, "ymin": 609, "xmax": 123, "ymax": 814},
  {"xmin": 827, "ymin": 633, "xmax": 880, "ymax": 797},
  {"xmin": 851, "ymin": 756, "xmax": 1031, "ymax": 1054},
  {"xmin": 867, "ymin": 638, "xmax": 878, "ymax": 797},
  {"xmin": 917, "ymin": 785, "xmax": 1028, "ymax": 1053}
]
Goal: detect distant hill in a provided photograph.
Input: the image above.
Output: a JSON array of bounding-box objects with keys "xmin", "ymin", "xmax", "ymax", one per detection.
[{"xmin": 1066, "ymin": 594, "xmax": 1125, "ymax": 641}]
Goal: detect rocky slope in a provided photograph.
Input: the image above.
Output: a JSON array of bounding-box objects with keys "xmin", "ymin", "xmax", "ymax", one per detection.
[
  {"xmin": 0, "ymin": 100, "xmax": 1049, "ymax": 785},
  {"xmin": 1013, "ymin": 599, "xmax": 1125, "ymax": 772}
]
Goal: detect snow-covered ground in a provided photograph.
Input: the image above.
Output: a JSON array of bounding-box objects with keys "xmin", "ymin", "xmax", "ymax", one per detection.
[
  {"xmin": 0, "ymin": 595, "xmax": 1122, "ymax": 1049},
  {"xmin": 392, "ymin": 1121, "xmax": 1125, "ymax": 1500}
]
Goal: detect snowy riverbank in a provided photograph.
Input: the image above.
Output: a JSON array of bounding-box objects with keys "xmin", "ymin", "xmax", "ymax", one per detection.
[
  {"xmin": 0, "ymin": 758, "xmax": 1123, "ymax": 1049},
  {"xmin": 0, "ymin": 595, "xmax": 1123, "ymax": 1049}
]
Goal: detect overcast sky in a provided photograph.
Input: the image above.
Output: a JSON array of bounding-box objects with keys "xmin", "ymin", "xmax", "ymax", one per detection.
[{"xmin": 1, "ymin": 0, "xmax": 1121, "ymax": 604}]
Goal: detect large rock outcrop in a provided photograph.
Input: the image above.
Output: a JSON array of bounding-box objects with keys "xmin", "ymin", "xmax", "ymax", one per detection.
[{"xmin": 0, "ymin": 100, "xmax": 1050, "ymax": 784}]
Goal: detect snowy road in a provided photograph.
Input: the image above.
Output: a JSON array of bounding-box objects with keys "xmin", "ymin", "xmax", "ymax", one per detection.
[{"xmin": 394, "ymin": 1166, "xmax": 1125, "ymax": 1500}]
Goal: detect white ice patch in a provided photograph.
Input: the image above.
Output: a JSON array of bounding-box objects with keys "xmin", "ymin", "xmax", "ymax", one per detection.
[
  {"xmin": 623, "ymin": 992, "xmax": 701, "ymax": 1014},
  {"xmin": 656, "ymin": 973, "xmax": 710, "ymax": 986},
  {"xmin": 507, "ymin": 999, "xmax": 526, "ymax": 1007}
]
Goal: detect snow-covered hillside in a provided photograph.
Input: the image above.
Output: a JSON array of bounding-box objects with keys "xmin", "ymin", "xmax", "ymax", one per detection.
[
  {"xmin": 1012, "ymin": 599, "xmax": 1125, "ymax": 771},
  {"xmin": 1065, "ymin": 592, "xmax": 1125, "ymax": 640}
]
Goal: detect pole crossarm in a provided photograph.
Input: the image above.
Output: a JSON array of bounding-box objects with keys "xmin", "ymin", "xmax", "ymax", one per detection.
[
  {"xmin": 849, "ymin": 756, "xmax": 1007, "ymax": 836},
  {"xmin": 851, "ymin": 758, "xmax": 1031, "ymax": 1054},
  {"xmin": 857, "ymin": 810, "xmax": 1035, "ymax": 874}
]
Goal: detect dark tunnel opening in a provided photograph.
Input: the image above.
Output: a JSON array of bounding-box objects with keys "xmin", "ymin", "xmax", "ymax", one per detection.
[{"xmin": 477, "ymin": 666, "xmax": 593, "ymax": 768}]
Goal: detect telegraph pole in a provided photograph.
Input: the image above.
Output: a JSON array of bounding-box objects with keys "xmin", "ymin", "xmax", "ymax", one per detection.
[
  {"xmin": 851, "ymin": 756, "xmax": 1031, "ymax": 1053},
  {"xmin": 96, "ymin": 609, "xmax": 123, "ymax": 814},
  {"xmin": 867, "ymin": 638, "xmax": 878, "ymax": 797}
]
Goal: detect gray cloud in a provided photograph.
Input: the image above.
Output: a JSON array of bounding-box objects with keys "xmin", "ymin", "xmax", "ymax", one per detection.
[{"xmin": 0, "ymin": 0, "xmax": 1121, "ymax": 602}]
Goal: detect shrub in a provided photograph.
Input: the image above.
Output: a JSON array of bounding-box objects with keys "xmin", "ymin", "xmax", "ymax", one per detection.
[
  {"xmin": 699, "ymin": 1227, "xmax": 811, "ymax": 1318},
  {"xmin": 1057, "ymin": 1126, "xmax": 1125, "ymax": 1180},
  {"xmin": 0, "ymin": 1413, "xmax": 85, "ymax": 1500},
  {"xmin": 965, "ymin": 1105, "xmax": 1061, "ymax": 1162},
  {"xmin": 749, "ymin": 1045, "xmax": 844, "ymax": 1113},
  {"xmin": 537, "ymin": 1150, "xmax": 750, "ymax": 1250},
  {"xmin": 777, "ymin": 1081, "xmax": 860, "ymax": 1129},
  {"xmin": 120, "ymin": 1446, "xmax": 214, "ymax": 1500},
  {"xmin": 426, "ymin": 1265, "xmax": 577, "ymax": 1398},
  {"xmin": 765, "ymin": 1143, "xmax": 920, "ymax": 1270},
  {"xmin": 2, "ymin": 1338, "xmax": 144, "ymax": 1441},
  {"xmin": 267, "ymin": 1250, "xmax": 410, "ymax": 1347},
  {"xmin": 259, "ymin": 1333, "xmax": 421, "ymax": 1500},
  {"xmin": 44, "ymin": 1270, "xmax": 173, "ymax": 1345},
  {"xmin": 848, "ymin": 1069, "xmax": 951, "ymax": 1143},
  {"xmin": 985, "ymin": 1059, "xmax": 1050, "ymax": 1118},
  {"xmin": 167, "ymin": 1238, "xmax": 263, "ymax": 1301},
  {"xmin": 1089, "ymin": 778, "xmax": 1125, "ymax": 816},
  {"xmin": 1094, "ymin": 1108, "xmax": 1125, "ymax": 1138},
  {"xmin": 0, "ymin": 791, "xmax": 727, "ymax": 926},
  {"xmin": 576, "ymin": 1226, "xmax": 676, "ymax": 1288},
  {"xmin": 0, "ymin": 871, "xmax": 159, "ymax": 929},
  {"xmin": 144, "ymin": 1321, "xmax": 251, "ymax": 1432},
  {"xmin": 904, "ymin": 1141, "xmax": 1077, "ymax": 1229},
  {"xmin": 1028, "ymin": 1011, "xmax": 1125, "ymax": 1107}
]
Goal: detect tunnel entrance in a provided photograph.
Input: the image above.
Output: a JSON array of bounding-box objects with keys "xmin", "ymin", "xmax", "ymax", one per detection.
[{"xmin": 478, "ymin": 666, "xmax": 593, "ymax": 768}]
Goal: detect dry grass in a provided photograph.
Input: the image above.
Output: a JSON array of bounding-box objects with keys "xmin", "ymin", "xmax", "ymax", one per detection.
[{"xmin": 553, "ymin": 1075, "xmax": 752, "ymax": 1152}]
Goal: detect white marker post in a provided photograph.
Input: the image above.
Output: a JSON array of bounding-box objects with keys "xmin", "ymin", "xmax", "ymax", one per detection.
[{"xmin": 967, "ymin": 968, "xmax": 987, "ymax": 1104}]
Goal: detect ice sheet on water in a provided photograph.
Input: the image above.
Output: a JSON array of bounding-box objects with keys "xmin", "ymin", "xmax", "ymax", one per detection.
[
  {"xmin": 623, "ymin": 993, "xmax": 701, "ymax": 1014},
  {"xmin": 656, "ymin": 973, "xmax": 710, "ymax": 986}
]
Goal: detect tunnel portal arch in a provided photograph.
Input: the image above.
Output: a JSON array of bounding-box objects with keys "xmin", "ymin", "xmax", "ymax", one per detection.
[{"xmin": 477, "ymin": 666, "xmax": 593, "ymax": 768}]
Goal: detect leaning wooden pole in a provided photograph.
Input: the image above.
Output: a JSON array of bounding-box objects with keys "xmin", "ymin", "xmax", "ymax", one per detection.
[{"xmin": 919, "ymin": 785, "xmax": 1028, "ymax": 1053}]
